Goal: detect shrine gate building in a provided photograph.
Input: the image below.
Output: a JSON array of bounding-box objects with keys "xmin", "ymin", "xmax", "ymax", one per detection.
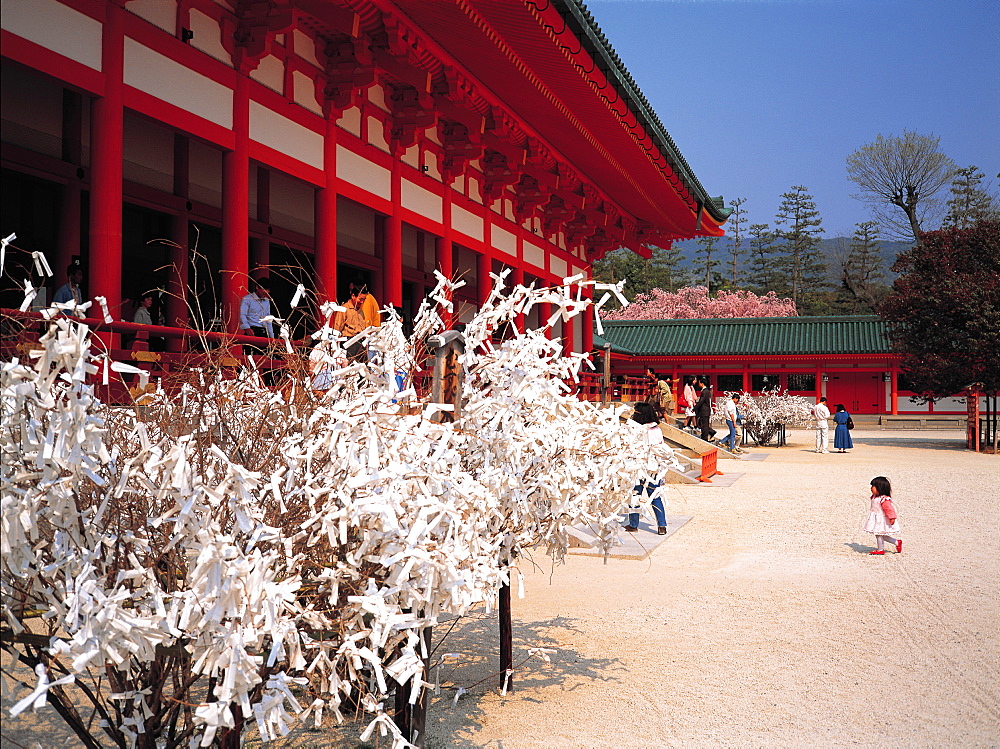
[{"xmin": 1, "ymin": 0, "xmax": 729, "ymax": 349}]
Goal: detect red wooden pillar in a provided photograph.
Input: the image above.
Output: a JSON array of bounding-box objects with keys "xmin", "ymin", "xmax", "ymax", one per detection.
[
  {"xmin": 477, "ymin": 251, "xmax": 491, "ymax": 310},
  {"xmin": 165, "ymin": 214, "xmax": 189, "ymax": 351},
  {"xmin": 743, "ymin": 363, "xmax": 751, "ymax": 393},
  {"xmin": 166, "ymin": 133, "xmax": 189, "ymax": 347},
  {"xmin": 315, "ymin": 117, "xmax": 338, "ymax": 306},
  {"xmin": 249, "ymin": 238, "xmax": 269, "ymax": 277},
  {"xmin": 512, "ymin": 266, "xmax": 525, "ymax": 333},
  {"xmin": 890, "ymin": 369, "xmax": 898, "ymax": 415},
  {"xmin": 581, "ymin": 297, "xmax": 594, "ymax": 354},
  {"xmin": 562, "ymin": 296, "xmax": 575, "ymax": 355},
  {"xmin": 89, "ymin": 1, "xmax": 125, "ymax": 337},
  {"xmin": 57, "ymin": 181, "xmax": 82, "ymax": 280},
  {"xmin": 222, "ymin": 71, "xmax": 250, "ymax": 332},
  {"xmin": 438, "ymin": 191, "xmax": 454, "ymax": 328},
  {"xmin": 538, "ymin": 301, "xmax": 552, "ymax": 339},
  {"xmin": 384, "ymin": 160, "xmax": 403, "ymax": 308}
]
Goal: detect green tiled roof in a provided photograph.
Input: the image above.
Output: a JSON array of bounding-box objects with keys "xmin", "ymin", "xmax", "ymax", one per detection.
[{"xmin": 597, "ymin": 316, "xmax": 891, "ymax": 356}]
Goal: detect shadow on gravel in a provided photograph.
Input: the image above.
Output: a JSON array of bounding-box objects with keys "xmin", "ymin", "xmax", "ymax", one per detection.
[
  {"xmin": 845, "ymin": 542, "xmax": 876, "ymax": 554},
  {"xmin": 851, "ymin": 433, "xmax": 968, "ymax": 451},
  {"xmin": 423, "ymin": 610, "xmax": 623, "ymax": 748}
]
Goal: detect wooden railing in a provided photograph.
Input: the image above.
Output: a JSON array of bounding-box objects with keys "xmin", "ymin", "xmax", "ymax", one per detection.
[
  {"xmin": 1, "ymin": 308, "xmax": 305, "ymax": 404},
  {"xmin": 2, "ymin": 308, "xmax": 654, "ymax": 409}
]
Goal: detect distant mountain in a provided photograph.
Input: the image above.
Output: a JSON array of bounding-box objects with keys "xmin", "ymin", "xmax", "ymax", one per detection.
[{"xmin": 674, "ymin": 236, "xmax": 912, "ymax": 282}]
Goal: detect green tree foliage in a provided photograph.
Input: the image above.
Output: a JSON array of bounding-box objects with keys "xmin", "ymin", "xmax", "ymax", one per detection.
[
  {"xmin": 591, "ymin": 243, "xmax": 688, "ymax": 308},
  {"xmin": 773, "ymin": 185, "xmax": 827, "ymax": 307},
  {"xmin": 841, "ymin": 221, "xmax": 889, "ymax": 313},
  {"xmin": 880, "ymin": 220, "xmax": 1000, "ymax": 399},
  {"xmin": 943, "ymin": 166, "xmax": 999, "ymax": 229},
  {"xmin": 846, "ymin": 130, "xmax": 957, "ymax": 243},
  {"xmin": 746, "ymin": 223, "xmax": 782, "ymax": 293},
  {"xmin": 725, "ymin": 197, "xmax": 748, "ymax": 288}
]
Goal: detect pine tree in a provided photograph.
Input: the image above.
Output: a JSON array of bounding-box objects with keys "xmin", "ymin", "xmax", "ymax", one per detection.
[
  {"xmin": 943, "ymin": 166, "xmax": 999, "ymax": 228},
  {"xmin": 773, "ymin": 185, "xmax": 827, "ymax": 307},
  {"xmin": 746, "ymin": 223, "xmax": 782, "ymax": 293},
  {"xmin": 694, "ymin": 235, "xmax": 721, "ymax": 292},
  {"xmin": 842, "ymin": 221, "xmax": 888, "ymax": 313},
  {"xmin": 591, "ymin": 243, "xmax": 689, "ymax": 307},
  {"xmin": 649, "ymin": 243, "xmax": 689, "ymax": 293},
  {"xmin": 725, "ymin": 197, "xmax": 748, "ymax": 288}
]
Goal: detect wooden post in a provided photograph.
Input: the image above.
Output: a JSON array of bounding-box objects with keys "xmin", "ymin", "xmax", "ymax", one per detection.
[
  {"xmin": 499, "ymin": 579, "xmax": 513, "ymax": 691},
  {"xmin": 395, "ymin": 330, "xmax": 465, "ymax": 746},
  {"xmin": 602, "ymin": 343, "xmax": 612, "ymax": 405}
]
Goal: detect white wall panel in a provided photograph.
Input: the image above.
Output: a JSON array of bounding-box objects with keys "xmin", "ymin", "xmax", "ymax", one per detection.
[
  {"xmin": 127, "ymin": 0, "xmax": 176, "ymax": 33},
  {"xmin": 934, "ymin": 397, "xmax": 967, "ymax": 413},
  {"xmin": 337, "ymin": 145, "xmax": 390, "ymax": 200},
  {"xmin": 250, "ymin": 101, "xmax": 323, "ymax": 169},
  {"xmin": 2, "ymin": 0, "xmax": 102, "ymax": 71},
  {"xmin": 337, "ymin": 106, "xmax": 361, "ymax": 137},
  {"xmin": 492, "ymin": 226, "xmax": 516, "ymax": 256},
  {"xmin": 367, "ymin": 115, "xmax": 389, "ymax": 152},
  {"xmin": 251, "ymin": 55, "xmax": 284, "ymax": 94},
  {"xmin": 189, "ymin": 9, "xmax": 230, "ymax": 66},
  {"xmin": 292, "ymin": 29, "xmax": 320, "ymax": 67},
  {"xmin": 523, "ymin": 242, "xmax": 545, "ymax": 271},
  {"xmin": 549, "ymin": 255, "xmax": 567, "ymax": 279},
  {"xmin": 401, "ymin": 179, "xmax": 442, "ymax": 223},
  {"xmin": 452, "ymin": 204, "xmax": 483, "ymax": 242},
  {"xmin": 292, "ymin": 70, "xmax": 320, "ymax": 114},
  {"xmin": 125, "ymin": 39, "xmax": 232, "ymax": 128}
]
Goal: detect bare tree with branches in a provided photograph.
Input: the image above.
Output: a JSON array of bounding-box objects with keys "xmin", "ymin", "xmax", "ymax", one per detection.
[{"xmin": 845, "ymin": 130, "xmax": 957, "ymax": 244}]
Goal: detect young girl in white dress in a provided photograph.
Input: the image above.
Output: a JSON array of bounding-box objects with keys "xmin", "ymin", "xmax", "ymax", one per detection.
[{"xmin": 864, "ymin": 475, "xmax": 901, "ymax": 555}]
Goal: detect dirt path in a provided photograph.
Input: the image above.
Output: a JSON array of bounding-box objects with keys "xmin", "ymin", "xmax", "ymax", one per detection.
[
  {"xmin": 4, "ymin": 429, "xmax": 997, "ymax": 748},
  {"xmin": 422, "ymin": 428, "xmax": 999, "ymax": 748}
]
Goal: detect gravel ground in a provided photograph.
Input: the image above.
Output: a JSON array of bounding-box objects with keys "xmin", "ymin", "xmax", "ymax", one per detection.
[{"xmin": 4, "ymin": 428, "xmax": 998, "ymax": 748}]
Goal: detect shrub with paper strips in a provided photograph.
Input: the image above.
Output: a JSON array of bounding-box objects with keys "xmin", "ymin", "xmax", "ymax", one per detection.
[
  {"xmin": 718, "ymin": 389, "xmax": 814, "ymax": 446},
  {"xmin": 1, "ymin": 273, "xmax": 681, "ymax": 748}
]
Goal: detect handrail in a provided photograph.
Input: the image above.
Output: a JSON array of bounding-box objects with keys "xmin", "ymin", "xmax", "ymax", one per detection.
[{"xmin": 1, "ymin": 307, "xmax": 292, "ymax": 348}]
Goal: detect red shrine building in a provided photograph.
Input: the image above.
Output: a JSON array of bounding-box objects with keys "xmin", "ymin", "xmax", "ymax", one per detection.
[
  {"xmin": 1, "ymin": 0, "xmax": 729, "ymax": 349},
  {"xmin": 597, "ymin": 316, "xmax": 978, "ymax": 417}
]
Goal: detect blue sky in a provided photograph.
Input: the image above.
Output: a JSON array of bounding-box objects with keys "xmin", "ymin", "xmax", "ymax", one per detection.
[{"xmin": 586, "ymin": 0, "xmax": 1000, "ymax": 237}]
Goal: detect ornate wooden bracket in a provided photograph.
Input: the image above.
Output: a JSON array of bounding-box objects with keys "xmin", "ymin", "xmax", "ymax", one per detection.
[
  {"xmin": 317, "ymin": 33, "xmax": 376, "ymax": 116},
  {"xmin": 541, "ymin": 193, "xmax": 579, "ymax": 238},
  {"xmin": 383, "ymin": 81, "xmax": 436, "ymax": 154},
  {"xmin": 514, "ymin": 169, "xmax": 557, "ymax": 224},
  {"xmin": 439, "ymin": 119, "xmax": 483, "ymax": 185},
  {"xmin": 480, "ymin": 147, "xmax": 520, "ymax": 204},
  {"xmin": 224, "ymin": 0, "xmax": 295, "ymax": 71}
]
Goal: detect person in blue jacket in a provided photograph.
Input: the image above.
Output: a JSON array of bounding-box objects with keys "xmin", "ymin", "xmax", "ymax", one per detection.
[{"xmin": 832, "ymin": 403, "xmax": 854, "ymax": 453}]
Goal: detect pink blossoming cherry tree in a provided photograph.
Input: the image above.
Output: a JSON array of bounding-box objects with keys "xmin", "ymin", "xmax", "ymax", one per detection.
[{"xmin": 602, "ymin": 286, "xmax": 797, "ymax": 320}]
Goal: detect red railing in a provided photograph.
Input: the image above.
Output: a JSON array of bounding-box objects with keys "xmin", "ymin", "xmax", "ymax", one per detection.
[
  {"xmin": 2, "ymin": 308, "xmax": 653, "ymax": 409},
  {"xmin": 698, "ymin": 448, "xmax": 724, "ymax": 483},
  {"xmin": 1, "ymin": 308, "xmax": 306, "ymax": 403}
]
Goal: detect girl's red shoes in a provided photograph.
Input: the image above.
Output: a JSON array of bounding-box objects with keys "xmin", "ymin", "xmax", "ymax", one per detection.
[
  {"xmin": 869, "ymin": 550, "xmax": 885, "ymax": 555},
  {"xmin": 896, "ymin": 540, "xmax": 903, "ymax": 554}
]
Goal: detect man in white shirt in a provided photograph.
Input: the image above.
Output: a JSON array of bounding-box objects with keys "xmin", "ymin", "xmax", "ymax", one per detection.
[
  {"xmin": 719, "ymin": 393, "xmax": 742, "ymax": 453},
  {"xmin": 813, "ymin": 396, "xmax": 831, "ymax": 453}
]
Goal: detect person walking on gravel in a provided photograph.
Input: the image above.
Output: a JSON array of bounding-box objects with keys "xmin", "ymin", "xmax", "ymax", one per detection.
[
  {"xmin": 864, "ymin": 475, "xmax": 901, "ymax": 555},
  {"xmin": 812, "ymin": 396, "xmax": 830, "ymax": 453}
]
